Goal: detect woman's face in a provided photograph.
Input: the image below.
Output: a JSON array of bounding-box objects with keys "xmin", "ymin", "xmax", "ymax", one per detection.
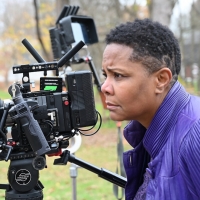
[{"xmin": 101, "ymin": 43, "xmax": 160, "ymax": 128}]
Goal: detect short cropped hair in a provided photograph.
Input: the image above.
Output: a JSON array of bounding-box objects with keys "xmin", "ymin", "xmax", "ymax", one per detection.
[{"xmin": 105, "ymin": 18, "xmax": 181, "ymax": 84}]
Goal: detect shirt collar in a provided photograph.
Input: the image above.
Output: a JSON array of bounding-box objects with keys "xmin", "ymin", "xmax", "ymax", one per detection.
[{"xmin": 143, "ymin": 81, "xmax": 190, "ymax": 158}]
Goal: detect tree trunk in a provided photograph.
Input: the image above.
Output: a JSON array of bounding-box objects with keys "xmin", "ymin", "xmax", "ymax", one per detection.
[
  {"xmin": 149, "ymin": 0, "xmax": 177, "ymax": 26},
  {"xmin": 33, "ymin": 0, "xmax": 51, "ymax": 61}
]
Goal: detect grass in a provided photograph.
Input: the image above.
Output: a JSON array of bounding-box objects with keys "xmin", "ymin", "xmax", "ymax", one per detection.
[
  {"xmin": 0, "ymin": 90, "xmax": 10, "ymax": 100},
  {"xmin": 0, "ymin": 128, "xmax": 131, "ymax": 200}
]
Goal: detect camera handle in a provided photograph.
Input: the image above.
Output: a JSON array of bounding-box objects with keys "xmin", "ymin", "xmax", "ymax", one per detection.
[{"xmin": 54, "ymin": 150, "xmax": 127, "ymax": 188}]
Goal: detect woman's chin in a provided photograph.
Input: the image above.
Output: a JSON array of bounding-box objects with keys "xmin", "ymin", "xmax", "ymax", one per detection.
[{"xmin": 110, "ymin": 113, "xmax": 124, "ymax": 121}]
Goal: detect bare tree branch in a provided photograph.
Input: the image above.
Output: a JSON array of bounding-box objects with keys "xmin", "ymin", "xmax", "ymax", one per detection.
[{"xmin": 33, "ymin": 0, "xmax": 50, "ymax": 61}]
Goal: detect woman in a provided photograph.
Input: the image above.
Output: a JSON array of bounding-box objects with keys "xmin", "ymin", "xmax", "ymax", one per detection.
[{"xmin": 101, "ymin": 18, "xmax": 200, "ymax": 200}]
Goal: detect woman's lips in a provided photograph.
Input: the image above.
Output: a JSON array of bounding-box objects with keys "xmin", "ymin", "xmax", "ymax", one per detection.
[{"xmin": 106, "ymin": 102, "xmax": 119, "ymax": 110}]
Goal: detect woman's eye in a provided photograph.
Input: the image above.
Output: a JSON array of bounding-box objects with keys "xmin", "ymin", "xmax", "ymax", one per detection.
[{"xmin": 114, "ymin": 73, "xmax": 123, "ymax": 78}]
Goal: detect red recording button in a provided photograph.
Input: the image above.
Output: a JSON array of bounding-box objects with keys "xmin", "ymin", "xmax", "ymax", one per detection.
[
  {"xmin": 7, "ymin": 141, "xmax": 16, "ymax": 146},
  {"xmin": 64, "ymin": 100, "xmax": 69, "ymax": 106}
]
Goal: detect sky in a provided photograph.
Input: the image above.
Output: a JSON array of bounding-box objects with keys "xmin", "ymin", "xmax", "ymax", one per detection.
[{"xmin": 174, "ymin": 0, "xmax": 196, "ymax": 15}]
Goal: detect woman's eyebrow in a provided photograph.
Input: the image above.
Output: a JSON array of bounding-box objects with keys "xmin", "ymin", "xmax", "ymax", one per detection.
[
  {"xmin": 102, "ymin": 66, "xmax": 125, "ymax": 73},
  {"xmin": 106, "ymin": 66, "xmax": 124, "ymax": 72}
]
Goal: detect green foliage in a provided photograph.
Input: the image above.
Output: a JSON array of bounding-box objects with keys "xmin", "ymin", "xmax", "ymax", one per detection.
[{"xmin": 0, "ymin": 90, "xmax": 10, "ymax": 100}]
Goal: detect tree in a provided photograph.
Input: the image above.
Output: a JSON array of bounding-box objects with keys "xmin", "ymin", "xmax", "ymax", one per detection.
[
  {"xmin": 147, "ymin": 0, "xmax": 178, "ymax": 26},
  {"xmin": 32, "ymin": 0, "xmax": 57, "ymax": 62},
  {"xmin": 0, "ymin": 0, "xmax": 36, "ymax": 88},
  {"xmin": 33, "ymin": 0, "xmax": 51, "ymax": 61},
  {"xmin": 189, "ymin": 0, "xmax": 200, "ymax": 93}
]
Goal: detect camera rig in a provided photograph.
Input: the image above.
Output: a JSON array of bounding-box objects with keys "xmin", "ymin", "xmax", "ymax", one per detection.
[
  {"xmin": 0, "ymin": 41, "xmax": 126, "ymax": 200},
  {"xmin": 0, "ymin": 6, "xmax": 127, "ymax": 200}
]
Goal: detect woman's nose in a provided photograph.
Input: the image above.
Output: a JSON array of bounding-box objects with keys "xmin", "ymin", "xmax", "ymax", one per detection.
[
  {"xmin": 101, "ymin": 79, "xmax": 113, "ymax": 95},
  {"xmin": 101, "ymin": 81, "xmax": 106, "ymax": 94}
]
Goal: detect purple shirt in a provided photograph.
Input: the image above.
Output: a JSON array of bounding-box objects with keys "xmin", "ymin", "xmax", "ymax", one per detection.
[{"xmin": 123, "ymin": 81, "xmax": 200, "ymax": 200}]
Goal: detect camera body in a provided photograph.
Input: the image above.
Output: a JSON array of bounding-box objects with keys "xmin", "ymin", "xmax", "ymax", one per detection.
[
  {"xmin": 22, "ymin": 70, "xmax": 96, "ymax": 134},
  {"xmin": 1, "ymin": 71, "xmax": 97, "ymax": 159}
]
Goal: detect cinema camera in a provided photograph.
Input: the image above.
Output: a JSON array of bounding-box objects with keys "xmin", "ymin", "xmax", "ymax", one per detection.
[
  {"xmin": 0, "ymin": 6, "xmax": 126, "ymax": 200},
  {"xmin": 0, "ymin": 39, "xmax": 100, "ymax": 198}
]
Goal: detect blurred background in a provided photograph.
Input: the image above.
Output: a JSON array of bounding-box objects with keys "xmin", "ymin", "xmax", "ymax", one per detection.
[{"xmin": 0, "ymin": 0, "xmax": 199, "ymax": 199}]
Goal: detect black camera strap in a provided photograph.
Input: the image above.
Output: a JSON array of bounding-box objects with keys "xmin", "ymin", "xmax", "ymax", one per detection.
[{"xmin": 113, "ymin": 122, "xmax": 126, "ymax": 200}]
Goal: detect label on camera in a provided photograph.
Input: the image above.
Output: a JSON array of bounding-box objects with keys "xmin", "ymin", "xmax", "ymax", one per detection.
[{"xmin": 40, "ymin": 77, "xmax": 62, "ymax": 92}]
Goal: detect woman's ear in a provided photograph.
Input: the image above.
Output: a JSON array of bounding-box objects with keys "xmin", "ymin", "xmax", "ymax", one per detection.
[{"xmin": 155, "ymin": 68, "xmax": 172, "ymax": 94}]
